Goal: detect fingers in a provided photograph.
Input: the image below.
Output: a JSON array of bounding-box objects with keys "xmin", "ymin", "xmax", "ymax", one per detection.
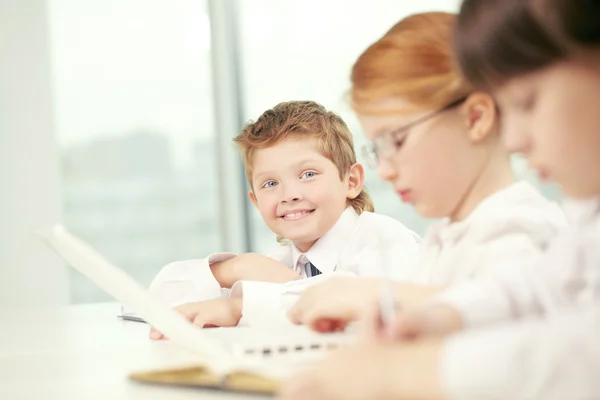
[
  {"xmin": 192, "ymin": 314, "xmax": 207, "ymax": 328},
  {"xmin": 149, "ymin": 303, "xmax": 202, "ymax": 340},
  {"xmin": 357, "ymin": 301, "xmax": 385, "ymax": 342},
  {"xmin": 287, "ymin": 290, "xmax": 318, "ymax": 324},
  {"xmin": 358, "ymin": 303, "xmax": 465, "ymax": 344},
  {"xmin": 306, "ymin": 306, "xmax": 353, "ymax": 332},
  {"xmin": 287, "ymin": 303, "xmax": 303, "ymax": 324},
  {"xmin": 148, "ymin": 326, "xmax": 165, "ymax": 340},
  {"xmin": 391, "ymin": 312, "xmax": 429, "ymax": 340},
  {"xmin": 289, "ymin": 292, "xmax": 355, "ymax": 331},
  {"xmin": 312, "ymin": 318, "xmax": 347, "ymax": 333}
]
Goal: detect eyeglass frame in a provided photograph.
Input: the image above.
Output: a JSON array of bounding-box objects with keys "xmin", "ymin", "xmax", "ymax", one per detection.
[{"xmin": 361, "ymin": 96, "xmax": 469, "ymax": 169}]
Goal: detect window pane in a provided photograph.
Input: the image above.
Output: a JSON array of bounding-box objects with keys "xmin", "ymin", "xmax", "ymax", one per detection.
[{"xmin": 49, "ymin": 0, "xmax": 218, "ymax": 303}]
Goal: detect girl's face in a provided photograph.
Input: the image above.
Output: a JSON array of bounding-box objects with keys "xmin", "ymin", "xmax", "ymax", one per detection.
[
  {"xmin": 495, "ymin": 61, "xmax": 600, "ymax": 198},
  {"xmin": 358, "ymin": 94, "xmax": 500, "ymax": 220}
]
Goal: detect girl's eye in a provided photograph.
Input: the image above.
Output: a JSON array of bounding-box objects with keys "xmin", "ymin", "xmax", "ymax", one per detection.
[
  {"xmin": 391, "ymin": 130, "xmax": 407, "ymax": 149},
  {"xmin": 519, "ymin": 93, "xmax": 537, "ymax": 111},
  {"xmin": 261, "ymin": 180, "xmax": 278, "ymax": 189},
  {"xmin": 512, "ymin": 88, "xmax": 537, "ymax": 111},
  {"xmin": 301, "ymin": 171, "xmax": 317, "ymax": 179},
  {"xmin": 393, "ymin": 138, "xmax": 405, "ymax": 149}
]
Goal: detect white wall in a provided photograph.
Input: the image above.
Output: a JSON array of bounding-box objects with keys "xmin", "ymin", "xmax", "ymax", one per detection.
[{"xmin": 0, "ymin": 0, "xmax": 68, "ymax": 308}]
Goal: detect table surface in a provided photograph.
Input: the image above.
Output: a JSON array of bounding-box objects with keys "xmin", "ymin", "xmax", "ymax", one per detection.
[{"xmin": 0, "ymin": 302, "xmax": 271, "ymax": 400}]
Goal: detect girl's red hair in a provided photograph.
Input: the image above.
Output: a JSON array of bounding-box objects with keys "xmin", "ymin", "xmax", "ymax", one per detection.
[{"xmin": 351, "ymin": 12, "xmax": 472, "ymax": 114}]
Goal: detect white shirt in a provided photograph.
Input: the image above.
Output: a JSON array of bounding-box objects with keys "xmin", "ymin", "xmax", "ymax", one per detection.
[
  {"xmin": 148, "ymin": 207, "xmax": 422, "ymax": 324},
  {"xmin": 436, "ymin": 197, "xmax": 600, "ymax": 399},
  {"xmin": 413, "ymin": 181, "xmax": 566, "ymax": 285},
  {"xmin": 435, "ymin": 196, "xmax": 600, "ymax": 325}
]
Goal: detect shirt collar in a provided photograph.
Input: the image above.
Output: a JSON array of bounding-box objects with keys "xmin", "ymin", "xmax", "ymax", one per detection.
[
  {"xmin": 291, "ymin": 207, "xmax": 360, "ymax": 274},
  {"xmin": 425, "ymin": 181, "xmax": 540, "ymax": 245}
]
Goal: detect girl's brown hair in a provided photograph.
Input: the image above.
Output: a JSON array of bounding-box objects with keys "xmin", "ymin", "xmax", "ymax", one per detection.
[
  {"xmin": 454, "ymin": 0, "xmax": 567, "ymax": 90},
  {"xmin": 531, "ymin": 0, "xmax": 600, "ymax": 49}
]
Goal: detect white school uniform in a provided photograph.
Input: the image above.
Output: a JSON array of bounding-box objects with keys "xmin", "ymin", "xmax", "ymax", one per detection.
[
  {"xmin": 435, "ymin": 197, "xmax": 600, "ymax": 399},
  {"xmin": 148, "ymin": 207, "xmax": 422, "ymax": 325},
  {"xmin": 413, "ymin": 181, "xmax": 566, "ymax": 285}
]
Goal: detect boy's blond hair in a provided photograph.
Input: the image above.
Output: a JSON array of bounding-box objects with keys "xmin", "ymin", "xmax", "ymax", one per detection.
[{"xmin": 234, "ymin": 101, "xmax": 374, "ymax": 214}]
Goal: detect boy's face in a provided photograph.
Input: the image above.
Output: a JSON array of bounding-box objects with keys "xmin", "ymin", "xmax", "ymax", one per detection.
[
  {"xmin": 495, "ymin": 61, "xmax": 600, "ymax": 198},
  {"xmin": 249, "ymin": 136, "xmax": 361, "ymax": 252}
]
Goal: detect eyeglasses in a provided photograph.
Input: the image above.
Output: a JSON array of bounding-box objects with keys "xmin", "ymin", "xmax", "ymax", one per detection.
[{"xmin": 361, "ymin": 96, "xmax": 469, "ymax": 169}]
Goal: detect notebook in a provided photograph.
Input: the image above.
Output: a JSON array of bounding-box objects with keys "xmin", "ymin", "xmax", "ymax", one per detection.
[{"xmin": 37, "ymin": 224, "xmax": 352, "ymax": 394}]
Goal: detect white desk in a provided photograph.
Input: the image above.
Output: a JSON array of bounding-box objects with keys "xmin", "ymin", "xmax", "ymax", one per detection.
[{"xmin": 0, "ymin": 302, "xmax": 271, "ymax": 399}]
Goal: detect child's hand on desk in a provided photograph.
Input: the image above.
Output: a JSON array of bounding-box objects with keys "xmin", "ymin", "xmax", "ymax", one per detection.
[
  {"xmin": 278, "ymin": 340, "xmax": 444, "ymax": 400},
  {"xmin": 211, "ymin": 253, "xmax": 301, "ymax": 288},
  {"xmin": 148, "ymin": 298, "xmax": 243, "ymax": 340},
  {"xmin": 287, "ymin": 278, "xmax": 446, "ymax": 334},
  {"xmin": 287, "ymin": 277, "xmax": 380, "ymax": 332}
]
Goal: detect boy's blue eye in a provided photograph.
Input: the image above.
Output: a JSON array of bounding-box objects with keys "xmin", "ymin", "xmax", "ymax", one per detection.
[
  {"xmin": 301, "ymin": 171, "xmax": 316, "ymax": 179},
  {"xmin": 262, "ymin": 180, "xmax": 278, "ymax": 189}
]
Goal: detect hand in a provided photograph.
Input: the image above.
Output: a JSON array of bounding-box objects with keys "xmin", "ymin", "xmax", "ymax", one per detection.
[
  {"xmin": 148, "ymin": 297, "xmax": 243, "ymax": 340},
  {"xmin": 211, "ymin": 253, "xmax": 302, "ymax": 288},
  {"xmin": 287, "ymin": 277, "xmax": 380, "ymax": 332},
  {"xmin": 287, "ymin": 278, "xmax": 444, "ymax": 333},
  {"xmin": 278, "ymin": 340, "xmax": 444, "ymax": 400},
  {"xmin": 359, "ymin": 302, "xmax": 465, "ymax": 342}
]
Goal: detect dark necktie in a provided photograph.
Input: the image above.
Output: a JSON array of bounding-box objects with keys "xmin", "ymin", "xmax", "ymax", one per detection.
[{"xmin": 308, "ymin": 262, "xmax": 321, "ymax": 277}]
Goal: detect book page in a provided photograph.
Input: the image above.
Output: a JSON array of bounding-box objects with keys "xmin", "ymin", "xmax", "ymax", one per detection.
[{"xmin": 37, "ymin": 225, "xmax": 247, "ymax": 376}]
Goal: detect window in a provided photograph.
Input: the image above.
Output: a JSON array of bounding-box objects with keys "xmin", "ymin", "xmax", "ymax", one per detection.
[{"xmin": 49, "ymin": 0, "xmax": 219, "ymax": 302}]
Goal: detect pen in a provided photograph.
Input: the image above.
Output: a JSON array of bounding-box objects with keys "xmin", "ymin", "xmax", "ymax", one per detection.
[
  {"xmin": 117, "ymin": 314, "xmax": 147, "ymax": 323},
  {"xmin": 378, "ymin": 234, "xmax": 400, "ymax": 336}
]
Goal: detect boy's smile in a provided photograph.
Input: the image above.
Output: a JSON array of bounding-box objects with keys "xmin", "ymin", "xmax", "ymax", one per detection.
[{"xmin": 278, "ymin": 208, "xmax": 316, "ymax": 221}]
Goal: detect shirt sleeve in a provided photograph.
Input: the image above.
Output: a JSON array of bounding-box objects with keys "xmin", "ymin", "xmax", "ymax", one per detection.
[
  {"xmin": 432, "ymin": 225, "xmax": 600, "ymax": 327},
  {"xmin": 148, "ymin": 252, "xmax": 236, "ymax": 307},
  {"xmin": 230, "ymin": 272, "xmax": 357, "ymax": 326},
  {"xmin": 441, "ymin": 306, "xmax": 600, "ymax": 400}
]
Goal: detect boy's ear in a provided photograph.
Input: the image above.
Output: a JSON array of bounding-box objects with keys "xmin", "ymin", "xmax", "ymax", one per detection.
[
  {"xmin": 248, "ymin": 190, "xmax": 258, "ymax": 207},
  {"xmin": 461, "ymin": 92, "xmax": 498, "ymax": 143},
  {"xmin": 346, "ymin": 163, "xmax": 365, "ymax": 199}
]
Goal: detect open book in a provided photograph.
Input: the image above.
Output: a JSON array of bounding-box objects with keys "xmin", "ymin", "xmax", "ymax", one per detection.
[{"xmin": 37, "ymin": 225, "xmax": 351, "ymax": 394}]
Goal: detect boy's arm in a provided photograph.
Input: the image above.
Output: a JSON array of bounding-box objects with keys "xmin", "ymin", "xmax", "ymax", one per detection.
[
  {"xmin": 148, "ymin": 253, "xmax": 236, "ymax": 307},
  {"xmin": 211, "ymin": 253, "xmax": 302, "ymax": 288},
  {"xmin": 149, "ymin": 251, "xmax": 300, "ymax": 306}
]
